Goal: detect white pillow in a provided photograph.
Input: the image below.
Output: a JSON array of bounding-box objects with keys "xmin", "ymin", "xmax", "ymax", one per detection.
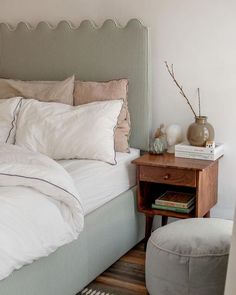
[
  {"xmin": 0, "ymin": 97, "xmax": 23, "ymax": 144},
  {"xmin": 16, "ymin": 99, "xmax": 123, "ymax": 164}
]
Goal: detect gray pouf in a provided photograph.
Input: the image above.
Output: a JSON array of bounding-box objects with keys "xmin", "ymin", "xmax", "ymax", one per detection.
[{"xmin": 146, "ymin": 218, "xmax": 233, "ymax": 295}]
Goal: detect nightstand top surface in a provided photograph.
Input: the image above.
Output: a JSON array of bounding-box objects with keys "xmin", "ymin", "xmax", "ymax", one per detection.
[{"xmin": 132, "ymin": 153, "xmax": 218, "ymax": 170}]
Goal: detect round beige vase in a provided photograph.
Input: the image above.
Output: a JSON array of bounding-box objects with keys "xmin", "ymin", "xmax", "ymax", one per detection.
[{"xmin": 187, "ymin": 116, "xmax": 215, "ymax": 147}]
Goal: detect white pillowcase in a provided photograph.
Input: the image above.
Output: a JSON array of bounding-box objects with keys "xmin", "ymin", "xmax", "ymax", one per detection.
[
  {"xmin": 0, "ymin": 97, "xmax": 23, "ymax": 144},
  {"xmin": 16, "ymin": 99, "xmax": 123, "ymax": 164}
]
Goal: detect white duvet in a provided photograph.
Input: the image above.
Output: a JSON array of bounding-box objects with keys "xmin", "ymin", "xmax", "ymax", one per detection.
[{"xmin": 0, "ymin": 144, "xmax": 84, "ymax": 281}]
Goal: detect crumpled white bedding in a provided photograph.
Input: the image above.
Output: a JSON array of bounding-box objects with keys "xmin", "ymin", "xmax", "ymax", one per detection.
[{"xmin": 0, "ymin": 144, "xmax": 84, "ymax": 281}]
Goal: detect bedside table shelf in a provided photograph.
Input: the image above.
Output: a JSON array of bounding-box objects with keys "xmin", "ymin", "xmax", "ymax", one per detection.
[
  {"xmin": 141, "ymin": 208, "xmax": 195, "ymax": 219},
  {"xmin": 132, "ymin": 153, "xmax": 221, "ymax": 246}
]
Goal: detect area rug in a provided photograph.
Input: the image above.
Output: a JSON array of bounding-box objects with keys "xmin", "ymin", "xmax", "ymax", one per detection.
[{"xmin": 79, "ymin": 283, "xmax": 131, "ymax": 295}]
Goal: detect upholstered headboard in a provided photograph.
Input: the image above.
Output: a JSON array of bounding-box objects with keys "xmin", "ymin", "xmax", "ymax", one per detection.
[{"xmin": 0, "ymin": 19, "xmax": 151, "ymax": 150}]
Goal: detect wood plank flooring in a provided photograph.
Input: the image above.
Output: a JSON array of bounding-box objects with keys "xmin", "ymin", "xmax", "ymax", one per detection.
[{"xmin": 79, "ymin": 242, "xmax": 148, "ymax": 295}]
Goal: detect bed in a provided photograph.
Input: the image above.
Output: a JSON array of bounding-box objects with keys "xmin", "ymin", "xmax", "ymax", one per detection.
[{"xmin": 0, "ymin": 19, "xmax": 151, "ymax": 295}]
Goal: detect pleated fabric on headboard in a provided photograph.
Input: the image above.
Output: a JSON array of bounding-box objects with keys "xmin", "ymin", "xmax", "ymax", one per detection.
[{"xmin": 0, "ymin": 19, "xmax": 151, "ymax": 150}]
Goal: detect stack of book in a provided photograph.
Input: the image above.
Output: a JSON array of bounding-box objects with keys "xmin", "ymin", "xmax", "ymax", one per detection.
[
  {"xmin": 152, "ymin": 191, "xmax": 195, "ymax": 214},
  {"xmin": 175, "ymin": 142, "xmax": 224, "ymax": 161}
]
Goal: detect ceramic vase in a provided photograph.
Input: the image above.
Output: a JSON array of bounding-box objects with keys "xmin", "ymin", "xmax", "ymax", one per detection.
[{"xmin": 187, "ymin": 116, "xmax": 214, "ymax": 147}]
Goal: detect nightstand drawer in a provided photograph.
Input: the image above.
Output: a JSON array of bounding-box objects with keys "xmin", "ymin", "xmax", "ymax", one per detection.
[{"xmin": 139, "ymin": 166, "xmax": 196, "ymax": 187}]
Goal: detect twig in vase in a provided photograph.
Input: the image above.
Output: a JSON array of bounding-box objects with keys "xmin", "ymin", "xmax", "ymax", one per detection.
[
  {"xmin": 165, "ymin": 61, "xmax": 197, "ymax": 118},
  {"xmin": 197, "ymin": 88, "xmax": 201, "ymax": 117}
]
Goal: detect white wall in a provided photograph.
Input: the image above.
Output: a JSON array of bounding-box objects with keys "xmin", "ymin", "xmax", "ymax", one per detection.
[{"xmin": 0, "ymin": 0, "xmax": 235, "ymax": 219}]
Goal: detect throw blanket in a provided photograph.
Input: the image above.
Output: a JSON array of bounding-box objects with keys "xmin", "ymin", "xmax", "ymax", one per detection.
[{"xmin": 0, "ymin": 144, "xmax": 84, "ymax": 280}]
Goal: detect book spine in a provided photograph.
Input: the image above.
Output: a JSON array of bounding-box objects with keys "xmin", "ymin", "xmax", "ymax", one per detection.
[
  {"xmin": 155, "ymin": 200, "xmax": 190, "ymax": 209},
  {"xmin": 175, "ymin": 151, "xmax": 223, "ymax": 161},
  {"xmin": 175, "ymin": 145, "xmax": 214, "ymax": 154},
  {"xmin": 152, "ymin": 204, "xmax": 193, "ymax": 213},
  {"xmin": 175, "ymin": 144, "xmax": 224, "ymax": 155}
]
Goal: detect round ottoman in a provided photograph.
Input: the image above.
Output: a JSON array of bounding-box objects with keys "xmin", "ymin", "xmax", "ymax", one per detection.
[{"xmin": 146, "ymin": 218, "xmax": 233, "ymax": 295}]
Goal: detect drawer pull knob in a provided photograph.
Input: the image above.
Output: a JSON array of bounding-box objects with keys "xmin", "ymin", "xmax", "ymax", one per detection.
[{"xmin": 163, "ymin": 174, "xmax": 170, "ymax": 180}]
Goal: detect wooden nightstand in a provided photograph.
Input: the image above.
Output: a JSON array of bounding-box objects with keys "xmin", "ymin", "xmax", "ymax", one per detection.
[{"xmin": 132, "ymin": 153, "xmax": 221, "ymax": 245}]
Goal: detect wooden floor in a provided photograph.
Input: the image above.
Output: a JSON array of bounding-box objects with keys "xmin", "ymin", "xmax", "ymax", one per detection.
[{"xmin": 79, "ymin": 242, "xmax": 148, "ymax": 295}]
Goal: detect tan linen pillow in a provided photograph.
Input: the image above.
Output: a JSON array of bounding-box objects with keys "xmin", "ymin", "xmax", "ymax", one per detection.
[
  {"xmin": 74, "ymin": 79, "xmax": 130, "ymax": 152},
  {"xmin": 0, "ymin": 76, "xmax": 75, "ymax": 105}
]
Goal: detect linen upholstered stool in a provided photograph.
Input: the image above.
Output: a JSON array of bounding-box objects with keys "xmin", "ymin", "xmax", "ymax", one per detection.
[{"xmin": 145, "ymin": 218, "xmax": 233, "ymax": 295}]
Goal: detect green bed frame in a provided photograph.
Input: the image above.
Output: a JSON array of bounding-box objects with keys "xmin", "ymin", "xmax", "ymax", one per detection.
[{"xmin": 0, "ymin": 19, "xmax": 150, "ymax": 294}]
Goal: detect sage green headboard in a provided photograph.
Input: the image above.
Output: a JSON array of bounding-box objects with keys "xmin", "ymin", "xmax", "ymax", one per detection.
[{"xmin": 0, "ymin": 19, "xmax": 151, "ymax": 150}]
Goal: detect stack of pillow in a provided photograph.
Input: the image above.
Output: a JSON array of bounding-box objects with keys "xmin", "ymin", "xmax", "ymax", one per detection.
[{"xmin": 0, "ymin": 75, "xmax": 131, "ymax": 164}]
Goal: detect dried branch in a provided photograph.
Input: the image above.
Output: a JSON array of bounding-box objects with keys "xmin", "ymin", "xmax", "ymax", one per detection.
[
  {"xmin": 197, "ymin": 88, "xmax": 201, "ymax": 117},
  {"xmin": 165, "ymin": 61, "xmax": 197, "ymax": 118}
]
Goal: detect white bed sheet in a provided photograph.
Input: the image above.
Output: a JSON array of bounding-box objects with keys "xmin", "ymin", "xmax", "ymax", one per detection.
[{"xmin": 59, "ymin": 148, "xmax": 140, "ymax": 215}]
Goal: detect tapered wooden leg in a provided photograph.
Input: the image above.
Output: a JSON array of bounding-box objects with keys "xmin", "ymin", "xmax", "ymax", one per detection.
[
  {"xmin": 161, "ymin": 216, "xmax": 168, "ymax": 226},
  {"xmin": 145, "ymin": 215, "xmax": 154, "ymax": 250},
  {"xmin": 204, "ymin": 211, "xmax": 210, "ymax": 218}
]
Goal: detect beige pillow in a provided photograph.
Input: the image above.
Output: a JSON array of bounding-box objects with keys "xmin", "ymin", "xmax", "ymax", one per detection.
[
  {"xmin": 0, "ymin": 76, "xmax": 75, "ymax": 105},
  {"xmin": 74, "ymin": 79, "xmax": 130, "ymax": 152}
]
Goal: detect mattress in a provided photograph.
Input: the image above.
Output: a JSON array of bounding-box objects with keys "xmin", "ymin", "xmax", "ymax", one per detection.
[{"xmin": 59, "ymin": 148, "xmax": 140, "ymax": 215}]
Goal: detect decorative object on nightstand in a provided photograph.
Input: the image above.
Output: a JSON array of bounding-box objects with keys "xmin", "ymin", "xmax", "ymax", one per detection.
[
  {"xmin": 132, "ymin": 153, "xmax": 221, "ymax": 247},
  {"xmin": 206, "ymin": 140, "xmax": 216, "ymax": 149},
  {"xmin": 187, "ymin": 115, "xmax": 215, "ymax": 147},
  {"xmin": 165, "ymin": 124, "xmax": 183, "ymax": 153},
  {"xmin": 149, "ymin": 124, "xmax": 167, "ymax": 154},
  {"xmin": 165, "ymin": 61, "xmax": 215, "ymax": 146}
]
